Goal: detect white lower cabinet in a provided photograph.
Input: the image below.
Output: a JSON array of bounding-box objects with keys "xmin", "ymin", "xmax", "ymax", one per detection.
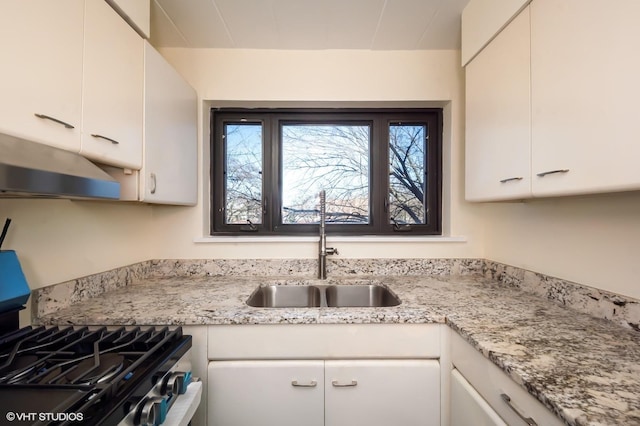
[
  {"xmin": 208, "ymin": 359, "xmax": 440, "ymax": 426},
  {"xmin": 208, "ymin": 360, "xmax": 324, "ymax": 426},
  {"xmin": 450, "ymin": 369, "xmax": 506, "ymax": 426},
  {"xmin": 325, "ymin": 360, "xmax": 440, "ymax": 426},
  {"xmin": 450, "ymin": 332, "xmax": 563, "ymax": 426}
]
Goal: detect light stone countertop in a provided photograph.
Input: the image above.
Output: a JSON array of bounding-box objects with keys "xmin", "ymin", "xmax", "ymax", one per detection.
[{"xmin": 36, "ymin": 274, "xmax": 640, "ymax": 426}]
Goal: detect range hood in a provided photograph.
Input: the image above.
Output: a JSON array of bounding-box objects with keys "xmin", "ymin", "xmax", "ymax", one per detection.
[{"xmin": 0, "ymin": 132, "xmax": 120, "ymax": 200}]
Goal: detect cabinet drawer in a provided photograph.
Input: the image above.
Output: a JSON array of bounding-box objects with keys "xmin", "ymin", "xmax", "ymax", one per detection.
[
  {"xmin": 208, "ymin": 324, "xmax": 441, "ymax": 360},
  {"xmin": 451, "ymin": 332, "xmax": 563, "ymax": 426}
]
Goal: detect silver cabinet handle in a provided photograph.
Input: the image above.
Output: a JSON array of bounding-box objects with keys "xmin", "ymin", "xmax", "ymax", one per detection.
[
  {"xmin": 150, "ymin": 173, "xmax": 157, "ymax": 194},
  {"xmin": 91, "ymin": 134, "xmax": 120, "ymax": 145},
  {"xmin": 34, "ymin": 113, "xmax": 75, "ymax": 129},
  {"xmin": 331, "ymin": 380, "xmax": 357, "ymax": 387},
  {"xmin": 536, "ymin": 169, "xmax": 569, "ymax": 177},
  {"xmin": 291, "ymin": 380, "xmax": 317, "ymax": 387},
  {"xmin": 500, "ymin": 394, "xmax": 538, "ymax": 426},
  {"xmin": 499, "ymin": 177, "xmax": 524, "ymax": 183}
]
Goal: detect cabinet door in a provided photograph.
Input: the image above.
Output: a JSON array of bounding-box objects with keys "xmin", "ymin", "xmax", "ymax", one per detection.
[
  {"xmin": 451, "ymin": 332, "xmax": 564, "ymax": 426},
  {"xmin": 208, "ymin": 360, "xmax": 324, "ymax": 426},
  {"xmin": 81, "ymin": 0, "xmax": 143, "ymax": 169},
  {"xmin": 105, "ymin": 0, "xmax": 150, "ymax": 38},
  {"xmin": 531, "ymin": 0, "xmax": 640, "ymax": 196},
  {"xmin": 325, "ymin": 360, "xmax": 440, "ymax": 426},
  {"xmin": 461, "ymin": 0, "xmax": 529, "ymax": 65},
  {"xmin": 142, "ymin": 42, "xmax": 198, "ymax": 205},
  {"xmin": 0, "ymin": 0, "xmax": 83, "ymax": 151},
  {"xmin": 465, "ymin": 7, "xmax": 531, "ymax": 201},
  {"xmin": 451, "ymin": 369, "xmax": 507, "ymax": 426}
]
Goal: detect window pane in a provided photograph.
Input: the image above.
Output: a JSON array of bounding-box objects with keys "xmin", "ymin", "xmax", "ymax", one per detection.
[
  {"xmin": 389, "ymin": 124, "xmax": 426, "ymax": 225},
  {"xmin": 281, "ymin": 124, "xmax": 370, "ymax": 224},
  {"xmin": 224, "ymin": 123, "xmax": 262, "ymax": 225}
]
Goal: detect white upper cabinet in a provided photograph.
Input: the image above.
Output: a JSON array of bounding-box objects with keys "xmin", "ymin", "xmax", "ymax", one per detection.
[
  {"xmin": 530, "ymin": 0, "xmax": 640, "ymax": 197},
  {"xmin": 81, "ymin": 0, "xmax": 144, "ymax": 170},
  {"xmin": 106, "ymin": 0, "xmax": 151, "ymax": 38},
  {"xmin": 461, "ymin": 0, "xmax": 530, "ymax": 65},
  {"xmin": 464, "ymin": 0, "xmax": 640, "ymax": 201},
  {"xmin": 465, "ymin": 7, "xmax": 531, "ymax": 201},
  {"xmin": 102, "ymin": 43, "xmax": 197, "ymax": 205},
  {"xmin": 141, "ymin": 42, "xmax": 198, "ymax": 205},
  {"xmin": 0, "ymin": 1, "xmax": 84, "ymax": 151}
]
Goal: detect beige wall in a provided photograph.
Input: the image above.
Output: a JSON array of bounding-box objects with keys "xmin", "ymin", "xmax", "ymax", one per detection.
[
  {"xmin": 0, "ymin": 199, "xmax": 155, "ymax": 290},
  {"xmin": 483, "ymin": 192, "xmax": 640, "ymax": 299},
  {"xmin": 0, "ymin": 199, "xmax": 156, "ymax": 324},
  {"xmin": 155, "ymin": 48, "xmax": 485, "ymax": 260}
]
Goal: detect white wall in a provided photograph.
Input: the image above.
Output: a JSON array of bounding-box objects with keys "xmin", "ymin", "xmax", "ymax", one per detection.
[
  {"xmin": 154, "ymin": 48, "xmax": 485, "ymax": 260},
  {"xmin": 483, "ymin": 192, "xmax": 640, "ymax": 299}
]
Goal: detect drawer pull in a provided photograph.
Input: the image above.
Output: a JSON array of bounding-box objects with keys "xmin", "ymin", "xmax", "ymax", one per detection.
[
  {"xmin": 291, "ymin": 380, "xmax": 317, "ymax": 388},
  {"xmin": 500, "ymin": 393, "xmax": 538, "ymax": 426},
  {"xmin": 499, "ymin": 177, "xmax": 524, "ymax": 183},
  {"xmin": 536, "ymin": 169, "xmax": 569, "ymax": 177},
  {"xmin": 91, "ymin": 133, "xmax": 120, "ymax": 145},
  {"xmin": 331, "ymin": 380, "xmax": 357, "ymax": 387},
  {"xmin": 34, "ymin": 113, "xmax": 75, "ymax": 129}
]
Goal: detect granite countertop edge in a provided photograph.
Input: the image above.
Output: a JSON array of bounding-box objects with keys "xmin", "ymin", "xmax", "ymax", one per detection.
[{"xmin": 35, "ymin": 274, "xmax": 640, "ymax": 426}]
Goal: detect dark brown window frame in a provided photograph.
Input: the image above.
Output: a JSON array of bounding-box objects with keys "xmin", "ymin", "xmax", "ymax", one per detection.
[{"xmin": 211, "ymin": 108, "xmax": 442, "ymax": 236}]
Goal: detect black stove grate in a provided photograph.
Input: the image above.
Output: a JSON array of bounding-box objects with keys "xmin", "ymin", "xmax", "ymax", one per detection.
[{"xmin": 0, "ymin": 326, "xmax": 191, "ymax": 426}]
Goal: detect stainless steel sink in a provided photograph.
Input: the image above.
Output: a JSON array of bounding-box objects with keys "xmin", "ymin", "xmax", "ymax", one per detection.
[
  {"xmin": 246, "ymin": 285, "xmax": 322, "ymax": 308},
  {"xmin": 246, "ymin": 283, "xmax": 400, "ymax": 308},
  {"xmin": 325, "ymin": 285, "xmax": 401, "ymax": 308}
]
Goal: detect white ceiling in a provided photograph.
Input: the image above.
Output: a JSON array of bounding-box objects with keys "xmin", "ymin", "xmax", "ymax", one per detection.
[{"xmin": 150, "ymin": 0, "xmax": 471, "ymax": 50}]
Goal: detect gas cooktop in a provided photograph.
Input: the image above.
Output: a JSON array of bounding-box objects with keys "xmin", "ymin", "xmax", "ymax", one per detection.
[{"xmin": 0, "ymin": 325, "xmax": 193, "ymax": 425}]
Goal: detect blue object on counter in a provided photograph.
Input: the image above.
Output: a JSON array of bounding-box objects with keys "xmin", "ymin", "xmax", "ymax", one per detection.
[{"xmin": 0, "ymin": 250, "xmax": 31, "ymax": 312}]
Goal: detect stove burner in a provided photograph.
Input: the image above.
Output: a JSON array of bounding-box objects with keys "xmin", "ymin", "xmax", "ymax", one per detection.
[
  {"xmin": 65, "ymin": 353, "xmax": 125, "ymax": 384},
  {"xmin": 37, "ymin": 365, "xmax": 63, "ymax": 384},
  {"xmin": 0, "ymin": 354, "xmax": 38, "ymax": 383}
]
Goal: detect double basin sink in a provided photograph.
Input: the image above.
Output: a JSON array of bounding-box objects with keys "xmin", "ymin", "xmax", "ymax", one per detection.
[{"xmin": 247, "ymin": 281, "xmax": 401, "ymax": 308}]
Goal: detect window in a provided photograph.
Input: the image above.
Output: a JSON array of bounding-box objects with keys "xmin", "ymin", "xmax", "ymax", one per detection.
[{"xmin": 211, "ymin": 108, "xmax": 442, "ymax": 235}]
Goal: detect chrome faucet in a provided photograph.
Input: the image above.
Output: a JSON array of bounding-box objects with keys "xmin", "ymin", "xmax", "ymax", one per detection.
[{"xmin": 318, "ymin": 190, "xmax": 338, "ymax": 279}]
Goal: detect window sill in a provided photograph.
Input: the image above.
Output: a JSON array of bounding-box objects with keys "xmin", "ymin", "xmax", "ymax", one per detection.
[{"xmin": 193, "ymin": 235, "xmax": 467, "ymax": 244}]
